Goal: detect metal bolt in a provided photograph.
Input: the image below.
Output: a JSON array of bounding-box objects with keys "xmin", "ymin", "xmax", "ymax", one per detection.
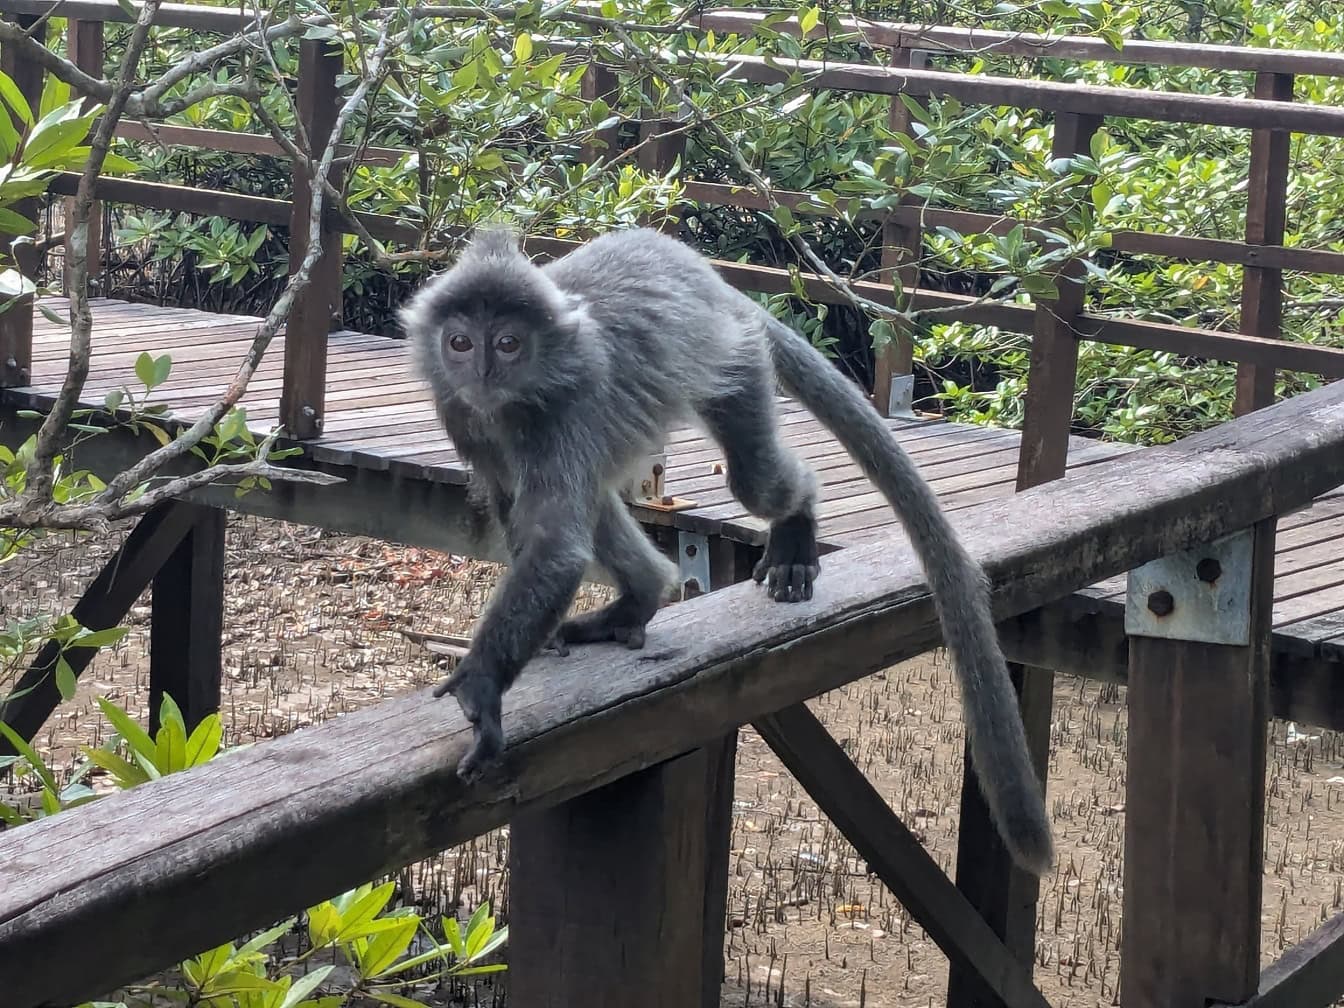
[
  {"xmin": 661, "ymin": 495, "xmax": 674, "ymax": 506},
  {"xmin": 1147, "ymin": 589, "xmax": 1175, "ymax": 617},
  {"xmin": 1196, "ymin": 557, "xmax": 1221, "ymax": 584},
  {"xmin": 4, "ymin": 356, "xmax": 15, "ymax": 369},
  {"xmin": 652, "ymin": 463, "xmax": 664, "ymax": 477},
  {"xmin": 302, "ymin": 405, "xmax": 316, "ymax": 418},
  {"xmin": 685, "ymin": 543, "xmax": 698, "ymax": 558}
]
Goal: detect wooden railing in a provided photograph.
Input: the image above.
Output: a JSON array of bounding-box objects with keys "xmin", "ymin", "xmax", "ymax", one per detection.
[{"xmin": 4, "ymin": 378, "xmax": 1344, "ymax": 1007}]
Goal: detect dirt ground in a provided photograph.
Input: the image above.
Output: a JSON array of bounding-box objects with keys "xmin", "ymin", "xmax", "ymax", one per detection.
[{"xmin": 6, "ymin": 512, "xmax": 1344, "ymax": 1007}]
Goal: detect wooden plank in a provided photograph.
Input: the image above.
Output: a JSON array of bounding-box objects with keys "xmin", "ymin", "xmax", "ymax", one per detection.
[
  {"xmin": 3, "ymin": 380, "xmax": 1344, "ymax": 1008},
  {"xmin": 62, "ymin": 18, "xmax": 103, "ymax": 297},
  {"xmin": 1121, "ymin": 517, "xmax": 1274, "ymax": 1007},
  {"xmin": 755, "ymin": 703, "xmax": 1049, "ymax": 1008},
  {"xmin": 0, "ymin": 503, "xmax": 197, "ymax": 751},
  {"xmin": 1236, "ymin": 71, "xmax": 1294, "ymax": 414},
  {"xmin": 0, "ymin": 0, "xmax": 252, "ymax": 32},
  {"xmin": 46, "ymin": 172, "xmax": 293, "ymax": 227},
  {"xmin": 280, "ymin": 37, "xmax": 343, "ymax": 441},
  {"xmin": 149, "ymin": 505, "xmax": 226, "ymax": 735},
  {"xmin": 113, "ymin": 121, "xmax": 405, "ymax": 167},
  {"xmin": 0, "ymin": 13, "xmax": 43, "ymax": 388},
  {"xmin": 1223, "ymin": 910, "xmax": 1344, "ymax": 1008},
  {"xmin": 508, "ymin": 748, "xmax": 717, "ymax": 1007}
]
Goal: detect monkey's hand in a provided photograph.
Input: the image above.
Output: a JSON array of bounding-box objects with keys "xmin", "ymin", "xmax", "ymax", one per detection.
[
  {"xmin": 433, "ymin": 654, "xmax": 505, "ymax": 784},
  {"xmin": 754, "ymin": 512, "xmax": 821, "ymax": 603}
]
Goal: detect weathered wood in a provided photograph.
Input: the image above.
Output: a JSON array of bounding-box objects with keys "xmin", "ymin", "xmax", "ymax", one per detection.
[
  {"xmin": 280, "ymin": 38, "xmax": 344, "ymax": 440},
  {"xmin": 755, "ymin": 703, "xmax": 1049, "ymax": 1008},
  {"xmin": 580, "ymin": 62, "xmax": 621, "ymax": 164},
  {"xmin": 0, "ymin": 0, "xmax": 251, "ymax": 31},
  {"xmin": 1235, "ymin": 72, "xmax": 1294, "ymax": 415},
  {"xmin": 45, "ymin": 171, "xmax": 293, "ymax": 226},
  {"xmin": 149, "ymin": 505, "xmax": 226, "ymax": 734},
  {"xmin": 1218, "ymin": 910, "xmax": 1344, "ymax": 1008},
  {"xmin": 694, "ymin": 9, "xmax": 1344, "ymax": 78},
  {"xmin": 113, "ymin": 121, "xmax": 405, "ymax": 166},
  {"xmin": 0, "ymin": 503, "xmax": 198, "ymax": 751},
  {"xmin": 1121, "ymin": 518, "xmax": 1275, "ymax": 1007},
  {"xmin": 61, "ymin": 18, "xmax": 103, "ymax": 297},
  {"xmin": 5, "ymin": 379, "xmax": 1344, "ymax": 1008},
  {"xmin": 508, "ymin": 747, "xmax": 717, "ymax": 1007},
  {"xmin": 0, "ymin": 13, "xmax": 42, "ymax": 388}
]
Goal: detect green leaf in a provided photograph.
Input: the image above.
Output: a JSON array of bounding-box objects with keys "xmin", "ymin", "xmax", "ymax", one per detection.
[
  {"xmin": 0, "ymin": 68, "xmax": 33, "ymax": 125},
  {"xmin": 38, "ymin": 302, "xmax": 65, "ymax": 326},
  {"xmin": 184, "ymin": 713, "xmax": 223, "ymax": 766},
  {"xmin": 335, "ymin": 880, "xmax": 398, "ymax": 940},
  {"xmin": 55, "ymin": 656, "xmax": 77, "ymax": 700},
  {"xmin": 278, "ymin": 964, "xmax": 334, "ymax": 1008},
  {"xmin": 143, "ymin": 422, "xmax": 173, "ymax": 448},
  {"xmin": 96, "ymin": 695, "xmax": 157, "ymax": 761},
  {"xmin": 360, "ymin": 916, "xmax": 420, "ymax": 979},
  {"xmin": 73, "ymin": 626, "xmax": 129, "ymax": 648},
  {"xmin": 366, "ymin": 993, "xmax": 429, "ymax": 1008},
  {"xmin": 772, "ymin": 204, "xmax": 795, "ymax": 232},
  {"xmin": 236, "ymin": 918, "xmax": 297, "ymax": 958},
  {"xmin": 514, "ymin": 32, "xmax": 533, "ymax": 62},
  {"xmin": 37, "ymin": 75, "xmax": 69, "ymax": 122},
  {"xmin": 0, "ymin": 720, "xmax": 55, "ymax": 792},
  {"xmin": 79, "ymin": 745, "xmax": 150, "ymax": 788},
  {"xmin": 799, "ymin": 5, "xmax": 820, "ymax": 34}
]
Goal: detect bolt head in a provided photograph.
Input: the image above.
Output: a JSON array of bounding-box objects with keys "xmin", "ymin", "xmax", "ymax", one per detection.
[
  {"xmin": 1147, "ymin": 589, "xmax": 1175, "ymax": 617},
  {"xmin": 685, "ymin": 543, "xmax": 698, "ymax": 558},
  {"xmin": 1196, "ymin": 557, "xmax": 1221, "ymax": 583}
]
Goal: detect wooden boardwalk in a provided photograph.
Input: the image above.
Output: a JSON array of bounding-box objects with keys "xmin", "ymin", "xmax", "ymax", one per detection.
[{"xmin": 7, "ymin": 296, "xmax": 1344, "ymax": 664}]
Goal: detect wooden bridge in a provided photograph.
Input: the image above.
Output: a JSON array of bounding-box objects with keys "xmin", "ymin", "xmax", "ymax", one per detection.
[{"xmin": 5, "ymin": 3, "xmax": 1344, "ymax": 1008}]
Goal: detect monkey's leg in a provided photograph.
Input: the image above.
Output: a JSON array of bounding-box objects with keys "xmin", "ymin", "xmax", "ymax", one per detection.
[
  {"xmin": 557, "ymin": 492, "xmax": 677, "ymax": 650},
  {"xmin": 701, "ymin": 370, "xmax": 821, "ymax": 603}
]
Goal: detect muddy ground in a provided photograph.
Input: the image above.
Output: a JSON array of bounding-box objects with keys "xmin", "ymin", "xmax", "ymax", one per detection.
[{"xmin": 5, "ymin": 512, "xmax": 1344, "ymax": 1007}]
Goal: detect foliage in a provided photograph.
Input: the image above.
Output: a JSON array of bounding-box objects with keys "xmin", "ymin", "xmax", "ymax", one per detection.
[{"xmin": 0, "ymin": 693, "xmax": 508, "ymax": 1006}]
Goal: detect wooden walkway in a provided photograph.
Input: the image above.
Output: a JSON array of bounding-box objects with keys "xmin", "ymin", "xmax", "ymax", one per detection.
[{"xmin": 7, "ymin": 297, "xmax": 1344, "ymax": 664}]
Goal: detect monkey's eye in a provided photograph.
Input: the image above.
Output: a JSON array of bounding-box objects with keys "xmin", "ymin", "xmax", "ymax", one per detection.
[
  {"xmin": 447, "ymin": 332, "xmax": 472, "ymax": 353},
  {"xmin": 495, "ymin": 334, "xmax": 521, "ymax": 355}
]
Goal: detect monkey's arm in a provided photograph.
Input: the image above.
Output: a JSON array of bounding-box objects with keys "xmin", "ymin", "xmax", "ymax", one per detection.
[{"xmin": 435, "ymin": 467, "xmax": 598, "ymax": 782}]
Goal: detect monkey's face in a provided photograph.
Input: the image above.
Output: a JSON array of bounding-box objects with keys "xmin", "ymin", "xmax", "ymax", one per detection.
[{"xmin": 426, "ymin": 308, "xmax": 546, "ymax": 414}]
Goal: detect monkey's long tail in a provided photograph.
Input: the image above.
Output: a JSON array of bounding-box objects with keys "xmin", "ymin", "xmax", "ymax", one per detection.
[{"xmin": 764, "ymin": 316, "xmax": 1054, "ymax": 876}]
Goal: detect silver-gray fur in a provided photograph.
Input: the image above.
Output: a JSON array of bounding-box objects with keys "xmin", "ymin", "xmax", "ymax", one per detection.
[{"xmin": 399, "ymin": 224, "xmax": 1053, "ymax": 876}]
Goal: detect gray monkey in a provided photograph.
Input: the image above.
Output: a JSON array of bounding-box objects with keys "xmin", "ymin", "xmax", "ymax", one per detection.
[{"xmin": 399, "ymin": 224, "xmax": 1053, "ymax": 876}]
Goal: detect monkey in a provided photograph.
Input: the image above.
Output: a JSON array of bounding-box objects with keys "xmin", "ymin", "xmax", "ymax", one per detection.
[{"xmin": 398, "ymin": 223, "xmax": 1053, "ymax": 876}]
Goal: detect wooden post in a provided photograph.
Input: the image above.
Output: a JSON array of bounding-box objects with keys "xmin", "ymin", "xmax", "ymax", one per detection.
[
  {"xmin": 580, "ymin": 62, "xmax": 621, "ymax": 166},
  {"xmin": 280, "ymin": 38, "xmax": 344, "ymax": 441},
  {"xmin": 637, "ymin": 76, "xmax": 686, "ymax": 236},
  {"xmin": 1120, "ymin": 521, "xmax": 1274, "ymax": 1006},
  {"xmin": 0, "ymin": 14, "xmax": 44, "ymax": 389},
  {"xmin": 508, "ymin": 746, "xmax": 725, "ymax": 1007},
  {"xmin": 149, "ymin": 505, "xmax": 226, "ymax": 734},
  {"xmin": 947, "ymin": 110, "xmax": 1102, "ymax": 1008},
  {"xmin": 872, "ymin": 47, "xmax": 929, "ymax": 418},
  {"xmin": 62, "ymin": 18, "xmax": 103, "ymax": 297},
  {"xmin": 1234, "ymin": 71, "xmax": 1293, "ymax": 417}
]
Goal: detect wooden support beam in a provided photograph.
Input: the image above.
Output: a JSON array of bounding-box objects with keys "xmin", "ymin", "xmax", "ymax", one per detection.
[
  {"xmin": 0, "ymin": 13, "xmax": 43, "ymax": 389},
  {"xmin": 5, "ymin": 382, "xmax": 1344, "ymax": 1008},
  {"xmin": 949, "ymin": 109, "xmax": 1100, "ymax": 1008},
  {"xmin": 280, "ymin": 38, "xmax": 344, "ymax": 440},
  {"xmin": 1121, "ymin": 521, "xmax": 1275, "ymax": 1006},
  {"xmin": 580, "ymin": 62, "xmax": 621, "ymax": 164},
  {"xmin": 755, "ymin": 703, "xmax": 1049, "ymax": 1008},
  {"xmin": 1217, "ymin": 909, "xmax": 1344, "ymax": 1008},
  {"xmin": 0, "ymin": 503, "xmax": 197, "ymax": 751},
  {"xmin": 509, "ymin": 746, "xmax": 721, "ymax": 1007},
  {"xmin": 1235, "ymin": 71, "xmax": 1294, "ymax": 416},
  {"xmin": 149, "ymin": 505, "xmax": 226, "ymax": 735},
  {"xmin": 61, "ymin": 17, "xmax": 103, "ymax": 298}
]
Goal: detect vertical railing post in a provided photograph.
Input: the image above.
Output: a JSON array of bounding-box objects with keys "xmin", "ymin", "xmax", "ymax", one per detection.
[
  {"xmin": 508, "ymin": 747, "xmax": 727, "ymax": 1007},
  {"xmin": 0, "ymin": 14, "xmax": 45, "ymax": 389},
  {"xmin": 280, "ymin": 38, "xmax": 344, "ymax": 440},
  {"xmin": 62, "ymin": 17, "xmax": 104, "ymax": 297},
  {"xmin": 149, "ymin": 504, "xmax": 226, "ymax": 735},
  {"xmin": 580, "ymin": 62, "xmax": 620, "ymax": 167},
  {"xmin": 1118, "ymin": 70, "xmax": 1289, "ymax": 1008},
  {"xmin": 947, "ymin": 110, "xmax": 1101, "ymax": 1008},
  {"xmin": 1235, "ymin": 71, "xmax": 1293, "ymax": 416},
  {"xmin": 872, "ymin": 46, "xmax": 929, "ymax": 419}
]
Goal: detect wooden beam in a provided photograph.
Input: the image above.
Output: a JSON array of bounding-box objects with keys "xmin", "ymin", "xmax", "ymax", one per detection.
[
  {"xmin": 5, "ymin": 379, "xmax": 1344, "ymax": 1006},
  {"xmin": 1218, "ymin": 910, "xmax": 1344, "ymax": 1008},
  {"xmin": 0, "ymin": 503, "xmax": 198, "ymax": 751},
  {"xmin": 0, "ymin": 13, "xmax": 43, "ymax": 389},
  {"xmin": 61, "ymin": 17, "xmax": 103, "ymax": 298},
  {"xmin": 280, "ymin": 38, "xmax": 344, "ymax": 440},
  {"xmin": 755, "ymin": 703, "xmax": 1049, "ymax": 1008},
  {"xmin": 1121, "ymin": 519, "xmax": 1275, "ymax": 1006},
  {"xmin": 509, "ymin": 747, "xmax": 720, "ymax": 1007},
  {"xmin": 149, "ymin": 505, "xmax": 226, "ymax": 734}
]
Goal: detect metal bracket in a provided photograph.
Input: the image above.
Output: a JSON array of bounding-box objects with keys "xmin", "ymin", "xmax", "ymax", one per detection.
[
  {"xmin": 1124, "ymin": 528, "xmax": 1255, "ymax": 646},
  {"xmin": 619, "ymin": 450, "xmax": 698, "ymax": 512},
  {"xmin": 678, "ymin": 531, "xmax": 711, "ymax": 599},
  {"xmin": 887, "ymin": 373, "xmax": 916, "ymax": 419}
]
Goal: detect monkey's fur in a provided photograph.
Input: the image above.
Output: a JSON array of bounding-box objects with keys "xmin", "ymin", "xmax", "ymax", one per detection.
[{"xmin": 399, "ymin": 224, "xmax": 1053, "ymax": 875}]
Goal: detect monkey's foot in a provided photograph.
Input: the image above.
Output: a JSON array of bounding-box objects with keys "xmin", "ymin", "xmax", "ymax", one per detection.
[
  {"xmin": 558, "ymin": 595, "xmax": 654, "ymax": 650},
  {"xmin": 433, "ymin": 661, "xmax": 504, "ymax": 784},
  {"xmin": 754, "ymin": 511, "xmax": 821, "ymax": 603}
]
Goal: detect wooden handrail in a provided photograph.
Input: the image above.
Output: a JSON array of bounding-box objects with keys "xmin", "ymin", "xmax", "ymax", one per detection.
[{"xmin": 4, "ymin": 378, "xmax": 1344, "ymax": 1008}]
